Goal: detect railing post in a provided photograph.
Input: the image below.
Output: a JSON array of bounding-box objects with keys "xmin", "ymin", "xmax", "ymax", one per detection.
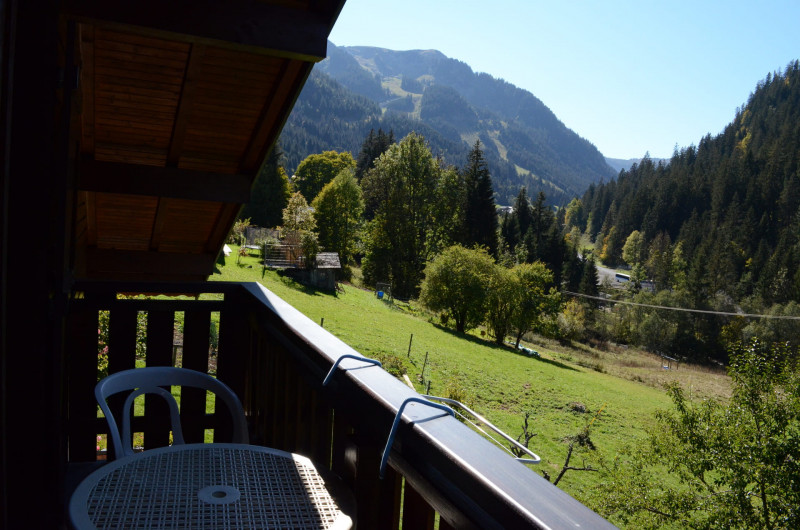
[
  {"xmin": 143, "ymin": 309, "xmax": 175, "ymax": 449},
  {"xmin": 66, "ymin": 300, "xmax": 101, "ymax": 462}
]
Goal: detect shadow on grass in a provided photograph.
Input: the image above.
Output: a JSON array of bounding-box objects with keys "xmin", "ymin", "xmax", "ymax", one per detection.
[
  {"xmin": 275, "ymin": 270, "xmax": 338, "ymax": 298},
  {"xmin": 432, "ymin": 323, "xmax": 578, "ymax": 372}
]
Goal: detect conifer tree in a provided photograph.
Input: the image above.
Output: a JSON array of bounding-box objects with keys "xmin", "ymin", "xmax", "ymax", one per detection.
[
  {"xmin": 355, "ymin": 128, "xmax": 394, "ymax": 182},
  {"xmin": 240, "ymin": 147, "xmax": 290, "ymax": 227},
  {"xmin": 461, "ymin": 140, "xmax": 499, "ymax": 256}
]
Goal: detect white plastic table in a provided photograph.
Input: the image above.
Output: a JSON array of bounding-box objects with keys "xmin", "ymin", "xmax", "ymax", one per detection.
[{"xmin": 69, "ymin": 443, "xmax": 352, "ymax": 529}]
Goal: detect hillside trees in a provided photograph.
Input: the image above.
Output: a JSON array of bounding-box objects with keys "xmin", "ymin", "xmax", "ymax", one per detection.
[
  {"xmin": 293, "ymin": 150, "xmax": 355, "ymax": 203},
  {"xmin": 581, "ymin": 64, "xmax": 800, "ymax": 309},
  {"xmin": 601, "ymin": 339, "xmax": 800, "ymax": 529},
  {"xmin": 355, "ymin": 128, "xmax": 394, "ymax": 182},
  {"xmin": 420, "ymin": 245, "xmax": 563, "ymax": 344},
  {"xmin": 312, "ymin": 168, "xmax": 363, "ymax": 275}
]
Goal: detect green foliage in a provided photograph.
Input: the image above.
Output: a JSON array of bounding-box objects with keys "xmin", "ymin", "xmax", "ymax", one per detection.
[
  {"xmin": 300, "ymin": 231, "xmax": 319, "ymax": 269},
  {"xmin": 362, "ymin": 133, "xmax": 448, "ymax": 298},
  {"xmin": 228, "ymin": 218, "xmax": 251, "ymax": 245},
  {"xmin": 600, "ymin": 339, "xmax": 800, "ymax": 529},
  {"xmin": 282, "ymin": 192, "xmax": 315, "ymax": 233},
  {"xmin": 583, "ymin": 63, "xmax": 800, "ymax": 309},
  {"xmin": 484, "ymin": 265, "xmax": 518, "ymax": 344},
  {"xmin": 355, "ymin": 128, "xmax": 394, "ymax": 183},
  {"xmin": 510, "ymin": 262, "xmax": 562, "ymax": 347},
  {"xmin": 97, "ymin": 310, "xmax": 110, "ymax": 380},
  {"xmin": 293, "ymin": 150, "xmax": 355, "ymax": 203},
  {"xmin": 622, "ymin": 230, "xmax": 645, "ymax": 266},
  {"xmin": 312, "ymin": 168, "xmax": 363, "ymax": 269},
  {"xmin": 419, "ymin": 245, "xmax": 495, "ymax": 333},
  {"xmin": 283, "ymin": 46, "xmax": 616, "ymax": 207},
  {"xmin": 461, "ymin": 140, "xmax": 499, "ymax": 256},
  {"xmin": 428, "ymin": 165, "xmax": 467, "ymax": 255}
]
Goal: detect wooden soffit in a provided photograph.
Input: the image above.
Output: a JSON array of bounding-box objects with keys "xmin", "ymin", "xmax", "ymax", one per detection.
[{"xmin": 66, "ymin": 0, "xmax": 345, "ymax": 281}]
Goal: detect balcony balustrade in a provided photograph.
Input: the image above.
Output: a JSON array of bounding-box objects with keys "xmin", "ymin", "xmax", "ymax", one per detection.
[{"xmin": 66, "ymin": 280, "xmax": 614, "ymax": 529}]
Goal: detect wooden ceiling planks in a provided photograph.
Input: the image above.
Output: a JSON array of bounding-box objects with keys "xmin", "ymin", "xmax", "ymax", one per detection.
[{"xmin": 68, "ymin": 0, "xmax": 346, "ymax": 281}]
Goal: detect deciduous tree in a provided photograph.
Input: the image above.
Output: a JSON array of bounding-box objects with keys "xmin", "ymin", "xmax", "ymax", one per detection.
[
  {"xmin": 311, "ymin": 168, "xmax": 363, "ymax": 272},
  {"xmin": 510, "ymin": 262, "xmax": 561, "ymax": 348},
  {"xmin": 293, "ymin": 151, "xmax": 355, "ymax": 203},
  {"xmin": 601, "ymin": 339, "xmax": 800, "ymax": 529},
  {"xmin": 362, "ymin": 133, "xmax": 444, "ymax": 298},
  {"xmin": 419, "ymin": 245, "xmax": 495, "ymax": 333}
]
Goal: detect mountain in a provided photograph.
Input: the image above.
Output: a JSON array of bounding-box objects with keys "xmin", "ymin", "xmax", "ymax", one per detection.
[
  {"xmin": 605, "ymin": 156, "xmax": 669, "ymax": 174},
  {"xmin": 579, "ymin": 62, "xmax": 800, "ymax": 306},
  {"xmin": 279, "ymin": 43, "xmax": 616, "ymax": 206}
]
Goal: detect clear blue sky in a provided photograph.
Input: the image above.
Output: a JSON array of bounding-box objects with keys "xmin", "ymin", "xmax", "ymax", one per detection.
[{"xmin": 329, "ymin": 0, "xmax": 800, "ymax": 160}]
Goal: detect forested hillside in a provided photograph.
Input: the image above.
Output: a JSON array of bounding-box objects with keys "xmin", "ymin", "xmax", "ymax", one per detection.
[
  {"xmin": 279, "ymin": 42, "xmax": 616, "ymax": 205},
  {"xmin": 570, "ymin": 62, "xmax": 800, "ymax": 358}
]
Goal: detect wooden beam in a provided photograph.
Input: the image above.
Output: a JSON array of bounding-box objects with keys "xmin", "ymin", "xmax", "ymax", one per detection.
[
  {"xmin": 84, "ymin": 191, "xmax": 97, "ymax": 245},
  {"xmin": 62, "ymin": 0, "xmax": 341, "ymax": 62},
  {"xmin": 149, "ymin": 197, "xmax": 170, "ymax": 251},
  {"xmin": 78, "ymin": 158, "xmax": 251, "ymax": 203},
  {"xmin": 241, "ymin": 59, "xmax": 311, "ymax": 172},
  {"xmin": 205, "ymin": 202, "xmax": 242, "ymax": 253},
  {"xmin": 85, "ymin": 247, "xmax": 217, "ymax": 278},
  {"xmin": 78, "ymin": 23, "xmax": 95, "ymax": 154},
  {"xmin": 167, "ymin": 43, "xmax": 206, "ymax": 165}
]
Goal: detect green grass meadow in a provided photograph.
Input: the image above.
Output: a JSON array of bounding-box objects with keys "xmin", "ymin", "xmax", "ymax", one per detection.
[{"xmin": 211, "ymin": 246, "xmax": 730, "ymax": 516}]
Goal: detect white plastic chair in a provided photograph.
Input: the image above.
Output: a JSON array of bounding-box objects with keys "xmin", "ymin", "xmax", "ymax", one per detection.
[{"xmin": 96, "ymin": 367, "xmax": 249, "ymax": 457}]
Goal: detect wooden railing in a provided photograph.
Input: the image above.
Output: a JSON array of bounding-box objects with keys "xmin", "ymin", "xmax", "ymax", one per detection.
[{"xmin": 66, "ymin": 280, "xmax": 615, "ymax": 529}]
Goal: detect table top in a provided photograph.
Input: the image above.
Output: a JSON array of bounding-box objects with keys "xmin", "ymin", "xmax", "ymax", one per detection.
[{"xmin": 69, "ymin": 443, "xmax": 352, "ymax": 530}]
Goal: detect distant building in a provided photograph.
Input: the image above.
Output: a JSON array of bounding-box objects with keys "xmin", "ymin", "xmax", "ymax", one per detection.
[
  {"xmin": 497, "ymin": 205, "xmax": 513, "ymax": 216},
  {"xmin": 286, "ymin": 252, "xmax": 341, "ymax": 291}
]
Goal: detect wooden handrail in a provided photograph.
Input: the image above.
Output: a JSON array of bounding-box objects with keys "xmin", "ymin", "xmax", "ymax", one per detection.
[{"xmin": 66, "ymin": 280, "xmax": 616, "ymax": 529}]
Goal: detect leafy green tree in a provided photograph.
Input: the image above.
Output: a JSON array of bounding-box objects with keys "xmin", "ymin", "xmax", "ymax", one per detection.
[
  {"xmin": 510, "ymin": 262, "xmax": 561, "ymax": 348},
  {"xmin": 622, "ymin": 230, "xmax": 646, "ymax": 266},
  {"xmin": 240, "ymin": 147, "xmax": 290, "ymax": 227},
  {"xmin": 485, "ymin": 265, "xmax": 518, "ymax": 344},
  {"xmin": 362, "ymin": 133, "xmax": 444, "ymax": 298},
  {"xmin": 311, "ymin": 168, "xmax": 363, "ymax": 271},
  {"xmin": 563, "ymin": 198, "xmax": 586, "ymax": 232},
  {"xmin": 227, "ymin": 217, "xmax": 250, "ymax": 245},
  {"xmin": 419, "ymin": 245, "xmax": 495, "ymax": 333},
  {"xmin": 462, "ymin": 140, "xmax": 499, "ymax": 256},
  {"xmin": 282, "ymin": 192, "xmax": 315, "ymax": 232},
  {"xmin": 428, "ymin": 165, "xmax": 466, "ymax": 255},
  {"xmin": 293, "ymin": 151, "xmax": 355, "ymax": 203},
  {"xmin": 601, "ymin": 339, "xmax": 800, "ymax": 529},
  {"xmin": 300, "ymin": 231, "xmax": 319, "ymax": 269},
  {"xmin": 599, "ymin": 226, "xmax": 623, "ymax": 266}
]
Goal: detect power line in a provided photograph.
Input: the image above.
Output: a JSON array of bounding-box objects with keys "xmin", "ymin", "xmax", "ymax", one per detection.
[{"xmin": 562, "ymin": 291, "xmax": 800, "ymax": 320}]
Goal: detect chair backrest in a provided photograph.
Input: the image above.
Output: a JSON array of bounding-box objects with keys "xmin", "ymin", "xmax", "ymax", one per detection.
[{"xmin": 96, "ymin": 367, "xmax": 249, "ymax": 457}]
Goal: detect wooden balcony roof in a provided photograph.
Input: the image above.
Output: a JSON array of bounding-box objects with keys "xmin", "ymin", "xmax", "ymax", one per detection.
[{"xmin": 65, "ymin": 0, "xmax": 345, "ymax": 281}]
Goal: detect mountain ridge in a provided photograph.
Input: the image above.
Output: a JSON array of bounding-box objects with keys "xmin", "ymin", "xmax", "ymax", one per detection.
[{"xmin": 279, "ymin": 42, "xmax": 617, "ymax": 205}]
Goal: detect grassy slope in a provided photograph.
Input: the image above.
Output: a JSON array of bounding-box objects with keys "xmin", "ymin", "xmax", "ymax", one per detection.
[{"xmin": 211, "ymin": 247, "xmax": 728, "ymax": 517}]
